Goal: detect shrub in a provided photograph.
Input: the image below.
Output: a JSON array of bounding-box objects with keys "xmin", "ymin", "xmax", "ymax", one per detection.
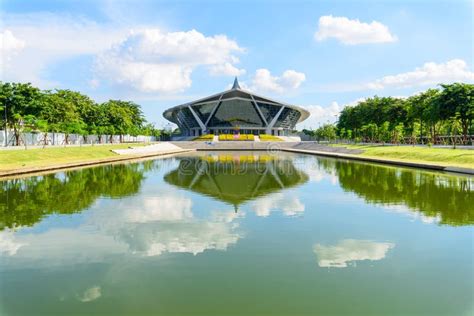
[
  {"xmin": 193, "ymin": 134, "xmax": 214, "ymax": 141},
  {"xmin": 259, "ymin": 134, "xmax": 282, "ymax": 141},
  {"xmin": 218, "ymin": 134, "xmax": 254, "ymax": 141}
]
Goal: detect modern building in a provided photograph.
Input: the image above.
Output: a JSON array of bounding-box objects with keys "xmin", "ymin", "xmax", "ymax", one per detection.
[{"xmin": 163, "ymin": 78, "xmax": 310, "ymax": 137}]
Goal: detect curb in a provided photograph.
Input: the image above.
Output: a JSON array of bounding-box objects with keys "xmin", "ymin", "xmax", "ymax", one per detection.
[
  {"xmin": 0, "ymin": 149, "xmax": 195, "ymax": 179},
  {"xmin": 281, "ymin": 148, "xmax": 474, "ymax": 175}
]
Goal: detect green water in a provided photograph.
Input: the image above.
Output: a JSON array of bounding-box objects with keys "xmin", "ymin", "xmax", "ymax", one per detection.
[{"xmin": 0, "ymin": 152, "xmax": 473, "ymax": 315}]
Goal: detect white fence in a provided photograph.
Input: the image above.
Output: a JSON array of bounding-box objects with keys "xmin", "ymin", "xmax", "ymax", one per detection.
[{"xmin": 0, "ymin": 130, "xmax": 156, "ymax": 147}]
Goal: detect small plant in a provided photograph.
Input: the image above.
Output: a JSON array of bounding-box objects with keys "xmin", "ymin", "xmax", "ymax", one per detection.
[
  {"xmin": 259, "ymin": 134, "xmax": 282, "ymax": 141},
  {"xmin": 193, "ymin": 134, "xmax": 214, "ymax": 141}
]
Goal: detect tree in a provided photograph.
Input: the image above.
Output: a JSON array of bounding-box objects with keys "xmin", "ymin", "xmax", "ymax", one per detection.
[
  {"xmin": 0, "ymin": 82, "xmax": 43, "ymax": 145},
  {"xmin": 437, "ymin": 83, "xmax": 473, "ymax": 144},
  {"xmin": 450, "ymin": 113, "xmax": 462, "ymax": 149},
  {"xmin": 101, "ymin": 100, "xmax": 145, "ymax": 143}
]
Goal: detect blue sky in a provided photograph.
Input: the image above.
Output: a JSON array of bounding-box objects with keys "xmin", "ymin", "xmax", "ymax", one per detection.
[{"xmin": 1, "ymin": 0, "xmax": 473, "ymax": 129}]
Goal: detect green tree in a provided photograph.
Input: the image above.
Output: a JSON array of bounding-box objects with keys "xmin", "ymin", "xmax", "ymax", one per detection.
[
  {"xmin": 437, "ymin": 83, "xmax": 473, "ymax": 143},
  {"xmin": 0, "ymin": 82, "xmax": 43, "ymax": 145}
]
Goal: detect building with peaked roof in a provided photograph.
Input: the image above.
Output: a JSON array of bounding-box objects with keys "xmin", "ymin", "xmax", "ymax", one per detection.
[{"xmin": 163, "ymin": 78, "xmax": 310, "ymax": 137}]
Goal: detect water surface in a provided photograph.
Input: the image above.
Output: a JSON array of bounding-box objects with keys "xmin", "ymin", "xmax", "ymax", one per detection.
[{"xmin": 1, "ymin": 152, "xmax": 473, "ymax": 315}]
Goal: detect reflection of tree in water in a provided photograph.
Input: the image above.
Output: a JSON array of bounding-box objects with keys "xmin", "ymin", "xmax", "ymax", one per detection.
[
  {"xmin": 0, "ymin": 162, "xmax": 157, "ymax": 230},
  {"xmin": 164, "ymin": 155, "xmax": 309, "ymax": 209},
  {"xmin": 317, "ymin": 158, "xmax": 474, "ymax": 226}
]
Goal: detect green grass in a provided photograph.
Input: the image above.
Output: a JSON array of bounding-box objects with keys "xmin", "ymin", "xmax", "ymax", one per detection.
[
  {"xmin": 0, "ymin": 144, "xmax": 143, "ymax": 171},
  {"xmin": 333, "ymin": 144, "xmax": 474, "ymax": 168}
]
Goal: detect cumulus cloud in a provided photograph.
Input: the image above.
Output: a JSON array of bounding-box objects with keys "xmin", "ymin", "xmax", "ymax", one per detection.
[
  {"xmin": 78, "ymin": 286, "xmax": 102, "ymax": 303},
  {"xmin": 367, "ymin": 59, "xmax": 474, "ymax": 89},
  {"xmin": 94, "ymin": 28, "xmax": 244, "ymax": 92},
  {"xmin": 382, "ymin": 204, "xmax": 441, "ymax": 224},
  {"xmin": 315, "ymin": 15, "xmax": 397, "ymax": 45},
  {"xmin": 209, "ymin": 62, "xmax": 246, "ymax": 76},
  {"xmin": 297, "ymin": 97, "xmax": 372, "ymax": 129},
  {"xmin": 0, "ymin": 192, "xmax": 242, "ymax": 265},
  {"xmin": 0, "ymin": 230, "xmax": 26, "ymax": 256},
  {"xmin": 250, "ymin": 68, "xmax": 306, "ymax": 93},
  {"xmin": 300, "ymin": 101, "xmax": 342, "ymax": 128},
  {"xmin": 1, "ymin": 13, "xmax": 127, "ymax": 85},
  {"xmin": 252, "ymin": 192, "xmax": 305, "ymax": 217},
  {"xmin": 0, "ymin": 30, "xmax": 25, "ymax": 70},
  {"xmin": 313, "ymin": 239, "xmax": 395, "ymax": 268}
]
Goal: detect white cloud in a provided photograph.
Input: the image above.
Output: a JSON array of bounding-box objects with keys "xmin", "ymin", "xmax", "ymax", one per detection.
[
  {"xmin": 382, "ymin": 204, "xmax": 441, "ymax": 224},
  {"xmin": 209, "ymin": 62, "xmax": 246, "ymax": 76},
  {"xmin": 0, "ymin": 230, "xmax": 26, "ymax": 256},
  {"xmin": 1, "ymin": 13, "xmax": 127, "ymax": 86},
  {"xmin": 315, "ymin": 15, "xmax": 397, "ymax": 45},
  {"xmin": 367, "ymin": 59, "xmax": 474, "ymax": 89},
  {"xmin": 313, "ymin": 239, "xmax": 395, "ymax": 268},
  {"xmin": 251, "ymin": 68, "xmax": 306, "ymax": 93},
  {"xmin": 78, "ymin": 286, "xmax": 102, "ymax": 303},
  {"xmin": 297, "ymin": 97, "xmax": 371, "ymax": 128},
  {"xmin": 0, "ymin": 30, "xmax": 25, "ymax": 70},
  {"xmin": 252, "ymin": 192, "xmax": 305, "ymax": 217},
  {"xmin": 0, "ymin": 192, "xmax": 242, "ymax": 265},
  {"xmin": 95, "ymin": 28, "xmax": 244, "ymax": 93},
  {"xmin": 300, "ymin": 101, "xmax": 342, "ymax": 128}
]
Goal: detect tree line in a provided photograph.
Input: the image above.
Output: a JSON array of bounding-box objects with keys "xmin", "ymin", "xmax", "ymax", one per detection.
[
  {"xmin": 0, "ymin": 82, "xmax": 170, "ymax": 146},
  {"xmin": 304, "ymin": 83, "xmax": 473, "ymax": 145}
]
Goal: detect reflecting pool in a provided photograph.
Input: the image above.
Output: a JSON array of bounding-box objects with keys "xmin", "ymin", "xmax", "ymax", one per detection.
[{"xmin": 1, "ymin": 152, "xmax": 473, "ymax": 315}]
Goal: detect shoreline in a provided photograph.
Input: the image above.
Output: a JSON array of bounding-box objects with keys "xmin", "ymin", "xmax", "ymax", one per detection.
[
  {"xmin": 0, "ymin": 149, "xmax": 194, "ymax": 179},
  {"xmin": 1, "ymin": 143, "xmax": 473, "ymax": 179},
  {"xmin": 281, "ymin": 148, "xmax": 474, "ymax": 175}
]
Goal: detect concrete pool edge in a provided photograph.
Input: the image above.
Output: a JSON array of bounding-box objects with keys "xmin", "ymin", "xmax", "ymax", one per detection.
[
  {"xmin": 0, "ymin": 149, "xmax": 195, "ymax": 179},
  {"xmin": 1, "ymin": 146, "xmax": 472, "ymax": 179},
  {"xmin": 281, "ymin": 148, "xmax": 474, "ymax": 175}
]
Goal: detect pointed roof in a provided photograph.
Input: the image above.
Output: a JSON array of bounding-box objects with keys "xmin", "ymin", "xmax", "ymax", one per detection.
[
  {"xmin": 231, "ymin": 77, "xmax": 241, "ymax": 90},
  {"xmin": 163, "ymin": 77, "xmax": 310, "ymax": 124}
]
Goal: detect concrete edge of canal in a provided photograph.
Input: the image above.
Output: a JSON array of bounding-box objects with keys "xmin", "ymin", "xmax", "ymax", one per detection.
[
  {"xmin": 281, "ymin": 148, "xmax": 474, "ymax": 176},
  {"xmin": 0, "ymin": 149, "xmax": 195, "ymax": 179}
]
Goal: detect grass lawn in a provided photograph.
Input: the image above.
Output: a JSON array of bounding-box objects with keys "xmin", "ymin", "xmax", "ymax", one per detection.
[
  {"xmin": 0, "ymin": 144, "xmax": 143, "ymax": 171},
  {"xmin": 334, "ymin": 144, "xmax": 474, "ymax": 169}
]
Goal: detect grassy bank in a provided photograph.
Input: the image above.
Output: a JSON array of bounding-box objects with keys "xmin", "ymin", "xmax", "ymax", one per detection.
[
  {"xmin": 335, "ymin": 144, "xmax": 474, "ymax": 169},
  {"xmin": 0, "ymin": 144, "xmax": 142, "ymax": 171}
]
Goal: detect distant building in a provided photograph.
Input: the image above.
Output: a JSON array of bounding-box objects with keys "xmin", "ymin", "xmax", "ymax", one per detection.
[{"xmin": 163, "ymin": 78, "xmax": 310, "ymax": 136}]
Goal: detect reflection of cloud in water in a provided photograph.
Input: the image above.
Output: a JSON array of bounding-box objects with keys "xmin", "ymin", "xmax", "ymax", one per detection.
[
  {"xmin": 0, "ymin": 230, "xmax": 26, "ymax": 256},
  {"xmin": 382, "ymin": 204, "xmax": 441, "ymax": 224},
  {"xmin": 313, "ymin": 239, "xmax": 395, "ymax": 268},
  {"xmin": 252, "ymin": 192, "xmax": 304, "ymax": 217},
  {"xmin": 119, "ymin": 220, "xmax": 240, "ymax": 256},
  {"xmin": 93, "ymin": 196, "xmax": 194, "ymax": 224},
  {"xmin": 1, "ymin": 191, "xmax": 241, "ymax": 263},
  {"xmin": 78, "ymin": 286, "xmax": 101, "ymax": 302},
  {"xmin": 293, "ymin": 157, "xmax": 338, "ymax": 184}
]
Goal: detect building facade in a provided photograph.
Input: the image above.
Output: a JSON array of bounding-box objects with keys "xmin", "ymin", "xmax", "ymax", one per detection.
[{"xmin": 163, "ymin": 78, "xmax": 310, "ymax": 136}]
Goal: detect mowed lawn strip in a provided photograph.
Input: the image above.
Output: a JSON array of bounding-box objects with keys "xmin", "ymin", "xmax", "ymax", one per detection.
[
  {"xmin": 334, "ymin": 145, "xmax": 474, "ymax": 169},
  {"xmin": 0, "ymin": 144, "xmax": 144, "ymax": 171}
]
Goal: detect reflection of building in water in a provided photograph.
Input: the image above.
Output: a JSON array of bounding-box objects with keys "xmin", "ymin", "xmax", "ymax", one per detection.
[{"xmin": 164, "ymin": 154, "xmax": 309, "ymax": 211}]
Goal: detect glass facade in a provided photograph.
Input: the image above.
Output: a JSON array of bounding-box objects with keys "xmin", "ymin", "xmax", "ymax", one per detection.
[
  {"xmin": 257, "ymin": 102, "xmax": 281, "ymax": 123},
  {"xmin": 274, "ymin": 107, "xmax": 301, "ymax": 129},
  {"xmin": 192, "ymin": 102, "xmax": 217, "ymax": 124},
  {"xmin": 207, "ymin": 99, "xmax": 264, "ymax": 127},
  {"xmin": 163, "ymin": 84, "xmax": 308, "ymax": 136}
]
